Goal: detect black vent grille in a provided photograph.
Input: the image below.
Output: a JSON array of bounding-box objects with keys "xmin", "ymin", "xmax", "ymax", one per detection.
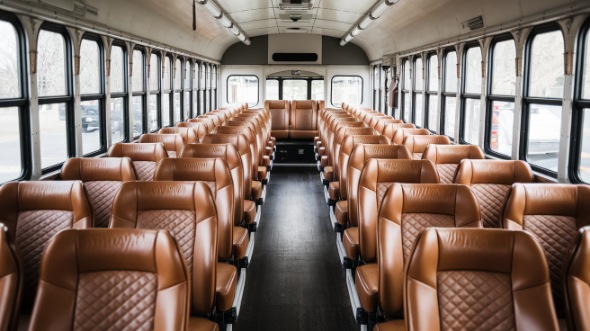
[{"xmin": 463, "ymin": 16, "xmax": 484, "ymax": 31}]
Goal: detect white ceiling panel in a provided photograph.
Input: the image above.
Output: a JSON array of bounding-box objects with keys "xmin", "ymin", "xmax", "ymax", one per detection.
[
  {"xmin": 312, "ymin": 20, "xmax": 351, "ymax": 32},
  {"xmin": 315, "ymin": 8, "xmax": 359, "ymax": 24},
  {"xmin": 240, "ymin": 19, "xmax": 278, "ymax": 31},
  {"xmin": 228, "ymin": 8, "xmax": 276, "ymax": 22}
]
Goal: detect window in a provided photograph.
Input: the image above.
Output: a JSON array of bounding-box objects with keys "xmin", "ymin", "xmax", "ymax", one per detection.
[
  {"xmin": 205, "ymin": 63, "xmax": 210, "ymax": 111},
  {"xmin": 311, "ymin": 79, "xmax": 324, "ymax": 100},
  {"xmin": 212, "ymin": 65, "xmax": 217, "ymax": 109},
  {"xmin": 131, "ymin": 48, "xmax": 145, "ymax": 138},
  {"xmin": 192, "ymin": 60, "xmax": 199, "ymax": 117},
  {"xmin": 402, "ymin": 59, "xmax": 411, "ymax": 121},
  {"xmin": 199, "ymin": 62, "xmax": 205, "ymax": 113},
  {"xmin": 380, "ymin": 65, "xmax": 386, "ymax": 112},
  {"xmin": 523, "ymin": 28, "xmax": 564, "ymax": 174},
  {"xmin": 461, "ymin": 46, "xmax": 482, "ymax": 145},
  {"xmin": 373, "ymin": 66, "xmax": 379, "ymax": 110},
  {"xmin": 227, "ymin": 75, "xmax": 258, "ymax": 106},
  {"xmin": 0, "ymin": 17, "xmax": 28, "ymax": 183},
  {"xmin": 173, "ymin": 58, "xmax": 182, "ymax": 122},
  {"xmin": 426, "ymin": 53, "xmax": 439, "ymax": 132},
  {"xmin": 413, "ymin": 57, "xmax": 424, "ymax": 127},
  {"xmin": 331, "ymin": 76, "xmax": 362, "ymax": 107},
  {"xmin": 110, "ymin": 44, "xmax": 126, "ymax": 143},
  {"xmin": 184, "ymin": 59, "xmax": 192, "ymax": 119},
  {"xmin": 487, "ymin": 38, "xmax": 516, "ymax": 157},
  {"xmin": 80, "ymin": 37, "xmax": 104, "ymax": 156},
  {"xmin": 162, "ymin": 55, "xmax": 171, "ymax": 126},
  {"xmin": 148, "ymin": 52, "xmax": 160, "ymax": 131},
  {"xmin": 442, "ymin": 50, "xmax": 457, "ymax": 139},
  {"xmin": 38, "ymin": 27, "xmax": 72, "ymax": 170},
  {"xmin": 266, "ymin": 79, "xmax": 279, "ymax": 100},
  {"xmin": 283, "ymin": 79, "xmax": 307, "ymax": 100},
  {"xmin": 573, "ymin": 22, "xmax": 590, "ymax": 183}
]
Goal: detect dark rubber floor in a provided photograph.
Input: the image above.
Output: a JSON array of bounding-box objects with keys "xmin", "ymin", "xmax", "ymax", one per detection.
[{"xmin": 235, "ymin": 166, "xmax": 357, "ymax": 331}]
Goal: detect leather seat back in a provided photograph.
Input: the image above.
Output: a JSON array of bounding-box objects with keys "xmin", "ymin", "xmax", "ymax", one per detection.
[
  {"xmin": 402, "ymin": 134, "xmax": 452, "ymax": 159},
  {"xmin": 108, "ymin": 143, "xmax": 168, "ymax": 181},
  {"xmin": 504, "ymin": 183, "xmax": 590, "ymax": 317},
  {"xmin": 60, "ymin": 157, "xmax": 137, "ymax": 228},
  {"xmin": 200, "ymin": 114, "xmax": 222, "ymax": 127},
  {"xmin": 327, "ymin": 121, "xmax": 367, "ymax": 167},
  {"xmin": 378, "ymin": 184, "xmax": 481, "ymax": 317},
  {"xmin": 0, "ymin": 181, "xmax": 92, "ymax": 313},
  {"xmin": 290, "ymin": 100, "xmax": 318, "ymax": 139},
  {"xmin": 215, "ymin": 126, "xmax": 259, "ymax": 179},
  {"xmin": 29, "ymin": 229, "xmax": 190, "ymax": 331},
  {"xmin": 225, "ymin": 119, "xmax": 265, "ymax": 165},
  {"xmin": 367, "ymin": 113, "xmax": 387, "ymax": 128},
  {"xmin": 176, "ymin": 122, "xmax": 208, "ymax": 142},
  {"xmin": 332, "ymin": 127, "xmax": 378, "ymax": 180},
  {"xmin": 154, "ymin": 158, "xmax": 234, "ymax": 260},
  {"xmin": 383, "ymin": 123, "xmax": 416, "ymax": 141},
  {"xmin": 339, "ymin": 135, "xmax": 390, "ymax": 200},
  {"xmin": 374, "ymin": 118, "xmax": 403, "ymax": 134},
  {"xmin": 422, "ymin": 144, "xmax": 485, "ymax": 183},
  {"xmin": 392, "ymin": 128, "xmax": 430, "ymax": 145},
  {"xmin": 159, "ymin": 126, "xmax": 198, "ymax": 144},
  {"xmin": 404, "ymin": 228, "xmax": 558, "ymax": 331},
  {"xmin": 202, "ymin": 134, "xmax": 253, "ymax": 200},
  {"xmin": 565, "ymin": 226, "xmax": 590, "ymax": 331},
  {"xmin": 358, "ymin": 159, "xmax": 439, "ymax": 261},
  {"xmin": 455, "ymin": 159, "xmax": 534, "ymax": 228},
  {"xmin": 110, "ymin": 181, "xmax": 217, "ymax": 316},
  {"xmin": 180, "ymin": 143, "xmax": 244, "ymax": 226},
  {"xmin": 0, "ymin": 227, "xmax": 21, "ymax": 331},
  {"xmin": 188, "ymin": 117, "xmax": 215, "ymax": 133},
  {"xmin": 265, "ymin": 100, "xmax": 290, "ymax": 139},
  {"xmin": 138, "ymin": 133, "xmax": 184, "ymax": 158},
  {"xmin": 347, "ymin": 144, "xmax": 412, "ymax": 227}
]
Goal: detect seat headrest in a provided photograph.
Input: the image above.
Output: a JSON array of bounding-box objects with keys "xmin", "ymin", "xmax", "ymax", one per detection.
[
  {"xmin": 60, "ymin": 157, "xmax": 137, "ymax": 182},
  {"xmin": 108, "ymin": 143, "xmax": 168, "ymax": 162},
  {"xmin": 422, "ymin": 144, "xmax": 485, "ymax": 164},
  {"xmin": 179, "ymin": 143, "xmax": 241, "ymax": 170},
  {"xmin": 201, "ymin": 133, "xmax": 251, "ymax": 156},
  {"xmin": 360, "ymin": 159, "xmax": 440, "ymax": 189},
  {"xmin": 454, "ymin": 159, "xmax": 534, "ymax": 185},
  {"xmin": 402, "ymin": 135, "xmax": 452, "ymax": 154},
  {"xmin": 160, "ymin": 127, "xmax": 198, "ymax": 144},
  {"xmin": 349, "ymin": 145, "xmax": 413, "ymax": 171},
  {"xmin": 341, "ymin": 135, "xmax": 391, "ymax": 155},
  {"xmin": 154, "ymin": 158, "xmax": 232, "ymax": 188},
  {"xmin": 138, "ymin": 134, "xmax": 184, "ymax": 154}
]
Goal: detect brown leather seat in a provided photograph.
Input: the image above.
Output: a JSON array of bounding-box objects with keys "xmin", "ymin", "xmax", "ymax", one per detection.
[
  {"xmin": 290, "ymin": 100, "xmax": 318, "ymax": 139},
  {"xmin": 564, "ymin": 226, "xmax": 590, "ymax": 331},
  {"xmin": 188, "ymin": 117, "xmax": 216, "ymax": 133},
  {"xmin": 322, "ymin": 121, "xmax": 368, "ymax": 179},
  {"xmin": 375, "ymin": 183, "xmax": 482, "ymax": 318},
  {"xmin": 455, "ymin": 159, "xmax": 534, "ymax": 228},
  {"xmin": 503, "ymin": 183, "xmax": 590, "ymax": 318},
  {"xmin": 382, "ymin": 123, "xmax": 415, "ymax": 141},
  {"xmin": 200, "ymin": 114, "xmax": 222, "ymax": 127},
  {"xmin": 391, "ymin": 128, "xmax": 430, "ymax": 145},
  {"xmin": 374, "ymin": 118, "xmax": 403, "ymax": 135},
  {"xmin": 138, "ymin": 133, "xmax": 184, "ymax": 158},
  {"xmin": 0, "ymin": 181, "xmax": 92, "ymax": 314},
  {"xmin": 177, "ymin": 122, "xmax": 208, "ymax": 142},
  {"xmin": 215, "ymin": 126, "xmax": 267, "ymax": 183},
  {"xmin": 160, "ymin": 126, "xmax": 198, "ymax": 144},
  {"xmin": 60, "ymin": 157, "xmax": 137, "ymax": 228},
  {"xmin": 265, "ymin": 100, "xmax": 290, "ymax": 139},
  {"xmin": 422, "ymin": 144, "xmax": 485, "ymax": 183},
  {"xmin": 401, "ymin": 135, "xmax": 452, "ymax": 159},
  {"xmin": 399, "ymin": 228, "xmax": 558, "ymax": 331},
  {"xmin": 0, "ymin": 227, "xmax": 21, "ymax": 331},
  {"xmin": 28, "ymin": 228, "xmax": 192, "ymax": 331},
  {"xmin": 110, "ymin": 181, "xmax": 219, "ymax": 317},
  {"xmin": 108, "ymin": 143, "xmax": 168, "ymax": 181}
]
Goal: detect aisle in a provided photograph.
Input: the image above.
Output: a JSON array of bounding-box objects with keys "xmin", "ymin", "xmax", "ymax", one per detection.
[{"xmin": 235, "ymin": 166, "xmax": 357, "ymax": 331}]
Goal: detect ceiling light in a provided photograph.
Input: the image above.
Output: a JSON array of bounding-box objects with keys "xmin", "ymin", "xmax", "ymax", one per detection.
[
  {"xmin": 351, "ymin": 26, "xmax": 361, "ymax": 37},
  {"xmin": 371, "ymin": 1, "xmax": 390, "ymax": 19},
  {"xmin": 195, "ymin": 0, "xmax": 250, "ymax": 45},
  {"xmin": 230, "ymin": 25, "xmax": 240, "ymax": 35},
  {"xmin": 203, "ymin": 0, "xmax": 221, "ymax": 18},
  {"xmin": 219, "ymin": 14, "xmax": 232, "ymax": 28},
  {"xmin": 358, "ymin": 15, "xmax": 373, "ymax": 30},
  {"xmin": 340, "ymin": 0, "xmax": 398, "ymax": 46},
  {"xmin": 344, "ymin": 34, "xmax": 353, "ymax": 42}
]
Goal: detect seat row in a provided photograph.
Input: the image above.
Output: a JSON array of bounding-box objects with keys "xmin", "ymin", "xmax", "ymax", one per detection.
[
  {"xmin": 264, "ymin": 99, "xmax": 325, "ymax": 140},
  {"xmin": 315, "ymin": 103, "xmax": 590, "ymax": 331}
]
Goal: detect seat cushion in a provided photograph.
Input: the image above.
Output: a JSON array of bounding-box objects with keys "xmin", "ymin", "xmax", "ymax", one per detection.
[
  {"xmin": 323, "ymin": 166, "xmax": 333, "ymax": 181},
  {"xmin": 233, "ymin": 226, "xmax": 249, "ymax": 260},
  {"xmin": 355, "ymin": 263, "xmax": 379, "ymax": 312},
  {"xmin": 188, "ymin": 317, "xmax": 219, "ymax": 331},
  {"xmin": 329, "ymin": 182, "xmax": 340, "ymax": 201},
  {"xmin": 243, "ymin": 200, "xmax": 256, "ymax": 225},
  {"xmin": 343, "ymin": 227, "xmax": 359, "ymax": 260},
  {"xmin": 251, "ymin": 181, "xmax": 263, "ymax": 200},
  {"xmin": 216, "ymin": 263, "xmax": 238, "ymax": 312},
  {"xmin": 258, "ymin": 166, "xmax": 268, "ymax": 181},
  {"xmin": 374, "ymin": 320, "xmax": 406, "ymax": 331},
  {"xmin": 335, "ymin": 200, "xmax": 348, "ymax": 225}
]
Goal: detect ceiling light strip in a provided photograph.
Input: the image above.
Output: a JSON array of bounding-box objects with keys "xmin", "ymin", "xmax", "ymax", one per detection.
[
  {"xmin": 340, "ymin": 0, "xmax": 399, "ymax": 46},
  {"xmin": 195, "ymin": 0, "xmax": 251, "ymax": 45}
]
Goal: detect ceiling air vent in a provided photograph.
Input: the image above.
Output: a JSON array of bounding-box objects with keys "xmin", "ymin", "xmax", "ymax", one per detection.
[
  {"xmin": 462, "ymin": 15, "xmax": 484, "ymax": 31},
  {"xmin": 279, "ymin": 0, "xmax": 313, "ymax": 11}
]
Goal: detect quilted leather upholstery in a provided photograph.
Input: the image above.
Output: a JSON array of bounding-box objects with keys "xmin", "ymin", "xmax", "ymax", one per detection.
[
  {"xmin": 437, "ymin": 271, "xmax": 515, "ymax": 331},
  {"xmin": 401, "ymin": 213, "xmax": 455, "ymax": 261},
  {"xmin": 85, "ymin": 181, "xmax": 122, "ymax": 228},
  {"xmin": 437, "ymin": 164, "xmax": 458, "ymax": 184},
  {"xmin": 74, "ymin": 271, "xmax": 157, "ymax": 331},
  {"xmin": 470, "ymin": 184, "xmax": 511, "ymax": 228},
  {"xmin": 133, "ymin": 161, "xmax": 156, "ymax": 181}
]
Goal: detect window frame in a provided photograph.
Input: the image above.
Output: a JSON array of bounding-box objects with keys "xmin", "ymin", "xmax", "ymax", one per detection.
[
  {"xmin": 330, "ymin": 75, "xmax": 364, "ymax": 107},
  {"xmin": 148, "ymin": 51, "xmax": 161, "ymax": 132},
  {"xmin": 130, "ymin": 46, "xmax": 146, "ymax": 139},
  {"xmin": 109, "ymin": 41, "xmax": 129, "ymax": 143},
  {"xmin": 401, "ymin": 58, "xmax": 412, "ymax": 122},
  {"xmin": 425, "ymin": 52, "xmax": 439, "ymax": 133},
  {"xmin": 226, "ymin": 74, "xmax": 260, "ymax": 106},
  {"xmin": 441, "ymin": 48, "xmax": 457, "ymax": 140},
  {"xmin": 459, "ymin": 42, "xmax": 483, "ymax": 145},
  {"xmin": 413, "ymin": 56, "xmax": 424, "ymax": 127},
  {"xmin": 161, "ymin": 54, "xmax": 172, "ymax": 127}
]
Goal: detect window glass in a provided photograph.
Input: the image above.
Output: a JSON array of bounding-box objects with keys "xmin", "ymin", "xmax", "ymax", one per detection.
[
  {"xmin": 312, "ymin": 80, "xmax": 324, "ymax": 100},
  {"xmin": 373, "ymin": 66, "xmax": 379, "ymax": 87},
  {"xmin": 174, "ymin": 58, "xmax": 181, "ymax": 89},
  {"xmin": 489, "ymin": 101, "xmax": 514, "ymax": 155},
  {"xmin": 526, "ymin": 104, "xmax": 561, "ymax": 171},
  {"xmin": 161, "ymin": 93, "xmax": 170, "ymax": 126},
  {"xmin": 200, "ymin": 64, "xmax": 206, "ymax": 89},
  {"xmin": 403, "ymin": 60, "xmax": 410, "ymax": 89},
  {"xmin": 183, "ymin": 91, "xmax": 190, "ymax": 119},
  {"xmin": 414, "ymin": 58, "xmax": 423, "ymax": 91},
  {"xmin": 491, "ymin": 40, "xmax": 516, "ymax": 95},
  {"xmin": 444, "ymin": 97, "xmax": 456, "ymax": 138},
  {"xmin": 39, "ymin": 103, "xmax": 67, "ymax": 168},
  {"xmin": 0, "ymin": 107, "xmax": 22, "ymax": 182},
  {"xmin": 38, "ymin": 30, "xmax": 66, "ymax": 97},
  {"xmin": 444, "ymin": 51, "xmax": 457, "ymax": 93},
  {"xmin": 283, "ymin": 79, "xmax": 307, "ymax": 100},
  {"xmin": 266, "ymin": 79, "xmax": 279, "ymax": 100},
  {"xmin": 428, "ymin": 95, "xmax": 438, "ymax": 132},
  {"xmin": 529, "ymin": 30, "xmax": 564, "ymax": 98},
  {"xmin": 462, "ymin": 98, "xmax": 480, "ymax": 144},
  {"xmin": 149, "ymin": 53, "xmax": 159, "ymax": 89},
  {"xmin": 0, "ymin": 22, "xmax": 20, "ymax": 98},
  {"xmin": 227, "ymin": 75, "xmax": 258, "ymax": 106},
  {"xmin": 132, "ymin": 96, "xmax": 143, "ymax": 137},
  {"xmin": 464, "ymin": 46, "xmax": 482, "ymax": 94},
  {"xmin": 110, "ymin": 98, "xmax": 125, "ymax": 143},
  {"xmin": 133, "ymin": 50, "xmax": 143, "ymax": 92},
  {"xmin": 415, "ymin": 94, "xmax": 423, "ymax": 127},
  {"xmin": 184, "ymin": 60, "xmax": 191, "ymax": 90},
  {"xmin": 163, "ymin": 56, "xmax": 171, "ymax": 90},
  {"xmin": 331, "ymin": 76, "xmax": 362, "ymax": 107},
  {"xmin": 80, "ymin": 39, "xmax": 100, "ymax": 95},
  {"xmin": 148, "ymin": 94, "xmax": 158, "ymax": 131},
  {"xmin": 403, "ymin": 93, "xmax": 411, "ymax": 121},
  {"xmin": 80, "ymin": 100, "xmax": 101, "ymax": 154},
  {"xmin": 111, "ymin": 45, "xmax": 125, "ymax": 93},
  {"xmin": 212, "ymin": 65, "xmax": 217, "ymax": 89},
  {"xmin": 579, "ymin": 109, "xmax": 590, "ymax": 182},
  {"xmin": 428, "ymin": 54, "xmax": 438, "ymax": 92},
  {"xmin": 173, "ymin": 92, "xmax": 181, "ymax": 122},
  {"xmin": 584, "ymin": 31, "xmax": 590, "ymax": 99}
]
